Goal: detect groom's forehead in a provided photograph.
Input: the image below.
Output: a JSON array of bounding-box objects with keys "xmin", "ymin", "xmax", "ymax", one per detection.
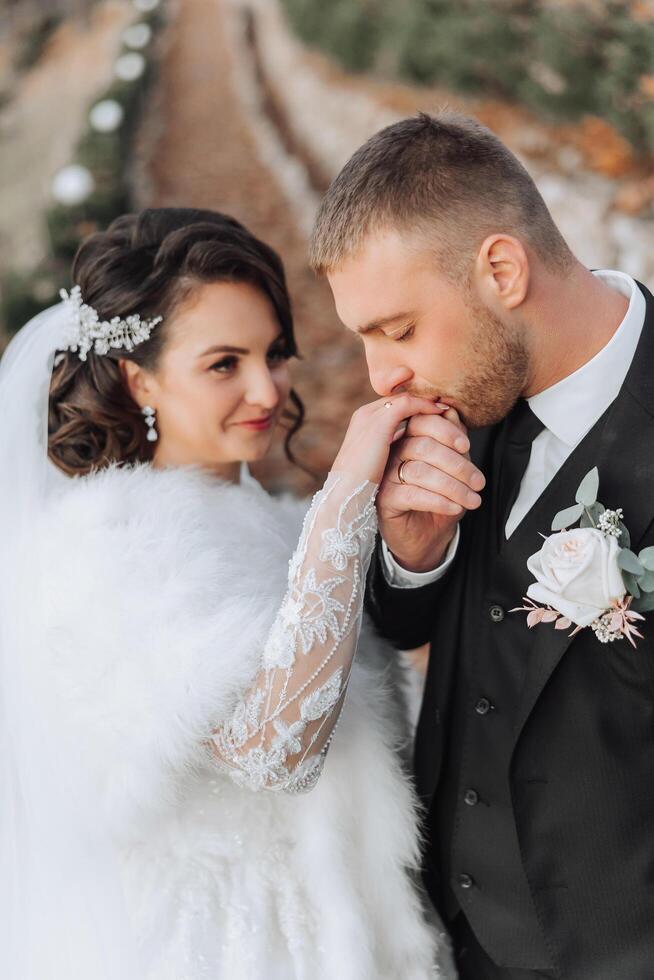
[
  {"xmin": 326, "ymin": 230, "xmax": 435, "ymax": 330},
  {"xmin": 328, "ymin": 267, "xmax": 408, "ymax": 333}
]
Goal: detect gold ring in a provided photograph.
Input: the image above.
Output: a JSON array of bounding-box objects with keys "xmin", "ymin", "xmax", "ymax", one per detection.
[
  {"xmin": 384, "ymin": 400, "xmax": 393, "ymax": 409},
  {"xmin": 398, "ymin": 460, "xmax": 410, "ymax": 485}
]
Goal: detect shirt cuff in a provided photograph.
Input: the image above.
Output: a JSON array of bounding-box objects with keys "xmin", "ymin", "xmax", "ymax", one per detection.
[{"xmin": 380, "ymin": 526, "xmax": 460, "ymax": 589}]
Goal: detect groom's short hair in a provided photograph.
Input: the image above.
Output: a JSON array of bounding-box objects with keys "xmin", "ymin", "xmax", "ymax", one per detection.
[{"xmin": 309, "ymin": 111, "xmax": 574, "ymax": 277}]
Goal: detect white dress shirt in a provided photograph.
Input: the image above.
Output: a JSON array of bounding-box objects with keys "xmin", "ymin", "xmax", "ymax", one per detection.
[{"xmin": 381, "ymin": 269, "xmax": 646, "ymax": 587}]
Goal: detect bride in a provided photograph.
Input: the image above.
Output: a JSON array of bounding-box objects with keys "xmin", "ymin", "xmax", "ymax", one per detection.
[{"xmin": 0, "ymin": 207, "xmax": 451, "ymax": 979}]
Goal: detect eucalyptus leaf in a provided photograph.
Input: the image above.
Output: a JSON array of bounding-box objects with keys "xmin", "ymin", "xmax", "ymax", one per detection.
[
  {"xmin": 623, "ymin": 571, "xmax": 641, "ymax": 598},
  {"xmin": 632, "ymin": 591, "xmax": 654, "ymax": 613},
  {"xmin": 551, "ymin": 503, "xmax": 584, "ymax": 532},
  {"xmin": 580, "ymin": 502, "xmax": 604, "ymax": 528},
  {"xmin": 618, "ymin": 522, "xmax": 631, "ymax": 550},
  {"xmin": 575, "ymin": 467, "xmax": 599, "ymax": 507},
  {"xmin": 638, "ymin": 570, "xmax": 654, "ymax": 593},
  {"xmin": 618, "ymin": 549, "xmax": 645, "ymax": 576},
  {"xmin": 638, "ymin": 546, "xmax": 654, "ymax": 571}
]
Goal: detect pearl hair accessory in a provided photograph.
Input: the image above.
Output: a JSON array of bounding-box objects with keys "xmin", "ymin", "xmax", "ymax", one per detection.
[
  {"xmin": 142, "ymin": 405, "xmax": 158, "ymax": 442},
  {"xmin": 59, "ymin": 285, "xmax": 163, "ymax": 362}
]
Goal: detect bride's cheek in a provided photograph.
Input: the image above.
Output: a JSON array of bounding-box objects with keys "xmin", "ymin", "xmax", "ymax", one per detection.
[{"xmin": 274, "ymin": 367, "xmax": 292, "ymax": 406}]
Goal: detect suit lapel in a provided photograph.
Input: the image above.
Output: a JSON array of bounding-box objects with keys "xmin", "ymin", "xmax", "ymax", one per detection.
[{"xmin": 508, "ymin": 281, "xmax": 654, "ymax": 749}]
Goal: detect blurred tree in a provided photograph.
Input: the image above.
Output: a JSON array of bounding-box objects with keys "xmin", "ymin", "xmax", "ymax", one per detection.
[
  {"xmin": 280, "ymin": 0, "xmax": 654, "ymax": 156},
  {"xmin": 283, "ymin": 0, "xmax": 387, "ymax": 72}
]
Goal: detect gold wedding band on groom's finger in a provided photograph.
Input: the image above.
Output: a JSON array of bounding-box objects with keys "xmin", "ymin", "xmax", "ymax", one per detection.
[{"xmin": 398, "ymin": 460, "xmax": 410, "ymax": 485}]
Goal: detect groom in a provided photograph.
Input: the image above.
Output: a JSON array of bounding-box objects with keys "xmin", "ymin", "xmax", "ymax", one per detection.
[{"xmin": 310, "ymin": 112, "xmax": 654, "ymax": 980}]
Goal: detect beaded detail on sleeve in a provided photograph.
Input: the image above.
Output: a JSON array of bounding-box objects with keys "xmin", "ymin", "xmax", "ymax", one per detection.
[{"xmin": 210, "ymin": 472, "xmax": 378, "ymax": 793}]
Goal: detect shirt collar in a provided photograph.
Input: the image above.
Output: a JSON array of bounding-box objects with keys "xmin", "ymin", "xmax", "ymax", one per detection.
[{"xmin": 527, "ymin": 270, "xmax": 646, "ymax": 449}]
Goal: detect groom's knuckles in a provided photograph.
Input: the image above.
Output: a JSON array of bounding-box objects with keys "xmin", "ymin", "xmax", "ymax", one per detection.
[
  {"xmin": 399, "ymin": 486, "xmax": 462, "ymax": 516},
  {"xmin": 401, "ymin": 435, "xmax": 437, "ymax": 462},
  {"xmin": 416, "ymin": 466, "xmax": 481, "ymax": 509},
  {"xmin": 402, "ymin": 435, "xmax": 459, "ymax": 470},
  {"xmin": 423, "ymin": 469, "xmax": 481, "ymax": 507},
  {"xmin": 400, "ymin": 438, "xmax": 484, "ymax": 490},
  {"xmin": 378, "ymin": 477, "xmax": 464, "ymax": 519},
  {"xmin": 405, "ymin": 413, "xmax": 469, "ymax": 451}
]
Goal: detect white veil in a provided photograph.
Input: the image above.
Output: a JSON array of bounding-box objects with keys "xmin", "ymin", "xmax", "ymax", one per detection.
[{"xmin": 0, "ymin": 304, "xmax": 143, "ymax": 978}]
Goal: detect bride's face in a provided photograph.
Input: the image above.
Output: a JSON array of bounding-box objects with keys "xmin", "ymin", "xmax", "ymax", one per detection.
[{"xmin": 125, "ymin": 280, "xmax": 292, "ymax": 475}]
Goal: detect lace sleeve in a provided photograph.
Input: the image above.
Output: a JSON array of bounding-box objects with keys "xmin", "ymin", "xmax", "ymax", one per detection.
[{"xmin": 209, "ymin": 471, "xmax": 378, "ymax": 793}]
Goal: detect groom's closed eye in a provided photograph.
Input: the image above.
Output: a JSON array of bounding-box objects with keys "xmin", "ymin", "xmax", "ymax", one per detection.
[
  {"xmin": 355, "ymin": 311, "xmax": 417, "ymax": 335},
  {"xmin": 389, "ymin": 324, "xmax": 415, "ymax": 342}
]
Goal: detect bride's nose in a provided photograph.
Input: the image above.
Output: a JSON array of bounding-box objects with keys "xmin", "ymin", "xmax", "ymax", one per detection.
[{"xmin": 243, "ymin": 365, "xmax": 280, "ymax": 409}]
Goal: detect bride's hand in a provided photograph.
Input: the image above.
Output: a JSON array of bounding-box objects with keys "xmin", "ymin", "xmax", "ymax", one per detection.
[{"xmin": 331, "ymin": 394, "xmax": 444, "ymax": 486}]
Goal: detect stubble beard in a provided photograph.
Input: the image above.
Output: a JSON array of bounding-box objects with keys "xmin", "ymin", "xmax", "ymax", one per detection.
[
  {"xmin": 401, "ymin": 301, "xmax": 530, "ymax": 429},
  {"xmin": 451, "ymin": 302, "xmax": 530, "ymax": 429}
]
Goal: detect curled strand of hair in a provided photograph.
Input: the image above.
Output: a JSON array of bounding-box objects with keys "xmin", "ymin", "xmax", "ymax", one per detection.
[
  {"xmin": 48, "ymin": 352, "xmax": 152, "ymax": 476},
  {"xmin": 282, "ymin": 389, "xmax": 316, "ymax": 481}
]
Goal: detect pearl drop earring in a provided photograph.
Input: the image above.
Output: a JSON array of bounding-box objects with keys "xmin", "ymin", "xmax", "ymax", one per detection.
[{"xmin": 142, "ymin": 405, "xmax": 158, "ymax": 442}]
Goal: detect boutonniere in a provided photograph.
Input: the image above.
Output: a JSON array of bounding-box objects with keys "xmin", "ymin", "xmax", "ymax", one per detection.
[{"xmin": 512, "ymin": 467, "xmax": 653, "ymax": 647}]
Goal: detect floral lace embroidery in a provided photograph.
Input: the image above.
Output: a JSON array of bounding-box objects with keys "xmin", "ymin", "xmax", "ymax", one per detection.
[
  {"xmin": 319, "ymin": 492, "xmax": 377, "ymax": 571},
  {"xmin": 210, "ymin": 473, "xmax": 378, "ymax": 793},
  {"xmin": 300, "ymin": 667, "xmax": 343, "ymax": 722}
]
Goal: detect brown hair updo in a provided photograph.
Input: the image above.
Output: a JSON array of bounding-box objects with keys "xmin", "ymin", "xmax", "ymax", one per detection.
[{"xmin": 48, "ymin": 208, "xmax": 305, "ymax": 476}]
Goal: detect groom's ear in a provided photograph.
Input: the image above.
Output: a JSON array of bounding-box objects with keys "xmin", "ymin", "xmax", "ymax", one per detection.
[{"xmin": 474, "ymin": 234, "xmax": 529, "ymax": 312}]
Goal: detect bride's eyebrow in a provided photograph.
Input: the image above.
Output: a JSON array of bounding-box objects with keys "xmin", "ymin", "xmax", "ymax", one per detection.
[
  {"xmin": 198, "ymin": 344, "xmax": 249, "ymax": 357},
  {"xmin": 198, "ymin": 333, "xmax": 286, "ymax": 358}
]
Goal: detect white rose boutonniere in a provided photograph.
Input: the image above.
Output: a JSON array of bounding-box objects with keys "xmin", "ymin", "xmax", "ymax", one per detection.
[
  {"xmin": 526, "ymin": 527, "xmax": 625, "ymax": 628},
  {"xmin": 512, "ymin": 468, "xmax": 651, "ymax": 647}
]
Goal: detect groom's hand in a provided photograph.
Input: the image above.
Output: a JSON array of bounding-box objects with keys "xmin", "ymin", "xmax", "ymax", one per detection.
[{"xmin": 376, "ymin": 408, "xmax": 485, "ymax": 573}]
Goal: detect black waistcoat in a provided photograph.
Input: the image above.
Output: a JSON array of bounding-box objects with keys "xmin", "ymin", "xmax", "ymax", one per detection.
[{"xmin": 430, "ymin": 414, "xmax": 612, "ymax": 969}]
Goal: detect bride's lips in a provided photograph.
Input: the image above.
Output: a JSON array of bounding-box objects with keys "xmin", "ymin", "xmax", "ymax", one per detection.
[{"xmin": 236, "ymin": 413, "xmax": 275, "ymax": 431}]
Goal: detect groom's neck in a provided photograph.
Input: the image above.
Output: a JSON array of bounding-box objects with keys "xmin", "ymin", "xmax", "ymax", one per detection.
[{"xmin": 522, "ymin": 263, "xmax": 630, "ymax": 398}]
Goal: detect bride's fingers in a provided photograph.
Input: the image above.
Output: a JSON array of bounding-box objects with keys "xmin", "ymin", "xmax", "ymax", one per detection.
[
  {"xmin": 354, "ymin": 394, "xmax": 446, "ymax": 447},
  {"xmin": 374, "ymin": 392, "xmax": 443, "ymax": 420},
  {"xmin": 334, "ymin": 395, "xmax": 447, "ymax": 484}
]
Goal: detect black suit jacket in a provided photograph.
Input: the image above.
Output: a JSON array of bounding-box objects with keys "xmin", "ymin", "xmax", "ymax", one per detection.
[{"xmin": 366, "ymin": 282, "xmax": 654, "ymax": 979}]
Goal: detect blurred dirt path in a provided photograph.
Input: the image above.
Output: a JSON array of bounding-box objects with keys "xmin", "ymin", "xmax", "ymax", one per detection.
[
  {"xmin": 0, "ymin": 1, "xmax": 133, "ymax": 276},
  {"xmin": 145, "ymin": 0, "xmax": 374, "ymax": 493}
]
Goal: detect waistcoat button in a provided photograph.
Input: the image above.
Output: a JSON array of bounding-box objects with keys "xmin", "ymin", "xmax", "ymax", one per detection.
[
  {"xmin": 489, "ymin": 604, "xmax": 505, "ymax": 622},
  {"xmin": 475, "ymin": 697, "xmax": 492, "ymax": 715},
  {"xmin": 458, "ymin": 873, "xmax": 474, "ymax": 890},
  {"xmin": 464, "ymin": 788, "xmax": 479, "ymax": 807}
]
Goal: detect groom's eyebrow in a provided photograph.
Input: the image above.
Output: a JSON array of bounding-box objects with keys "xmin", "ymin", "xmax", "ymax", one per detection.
[{"xmin": 357, "ymin": 312, "xmax": 414, "ymax": 335}]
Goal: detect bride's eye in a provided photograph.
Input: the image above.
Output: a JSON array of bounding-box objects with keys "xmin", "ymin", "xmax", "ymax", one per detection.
[
  {"xmin": 394, "ymin": 325, "xmax": 415, "ymax": 343},
  {"xmin": 267, "ymin": 346, "xmax": 290, "ymax": 364},
  {"xmin": 210, "ymin": 355, "xmax": 238, "ymax": 374}
]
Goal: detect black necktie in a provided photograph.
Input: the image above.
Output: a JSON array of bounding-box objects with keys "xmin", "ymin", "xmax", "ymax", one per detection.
[{"xmin": 497, "ymin": 400, "xmax": 545, "ymax": 538}]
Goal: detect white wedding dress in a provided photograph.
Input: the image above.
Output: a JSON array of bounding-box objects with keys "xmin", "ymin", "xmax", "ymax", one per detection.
[{"xmin": 0, "ymin": 303, "xmax": 454, "ymax": 980}]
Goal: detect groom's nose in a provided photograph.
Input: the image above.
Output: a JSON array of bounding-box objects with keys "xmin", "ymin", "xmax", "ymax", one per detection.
[{"xmin": 365, "ymin": 350, "xmax": 413, "ymax": 398}]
